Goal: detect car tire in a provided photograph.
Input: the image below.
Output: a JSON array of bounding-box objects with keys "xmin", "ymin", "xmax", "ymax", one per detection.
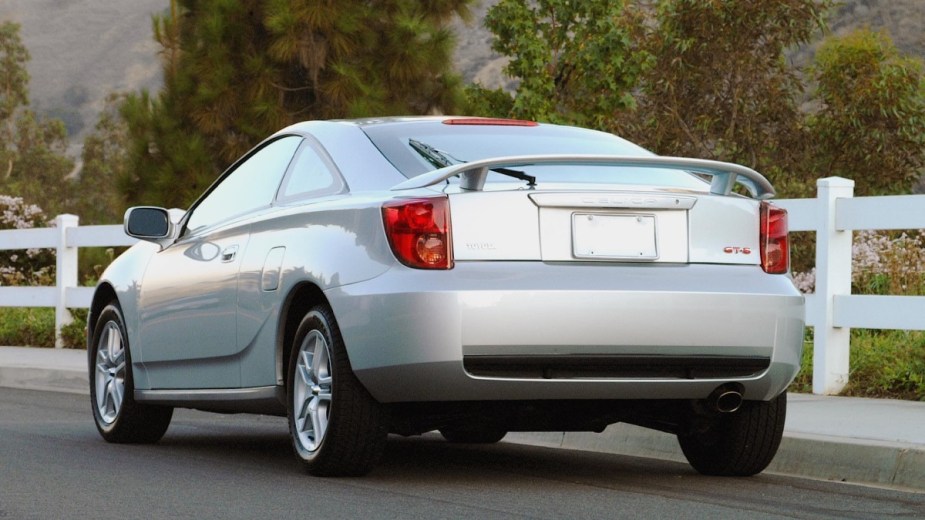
[
  {"xmin": 90, "ymin": 303, "xmax": 173, "ymax": 443},
  {"xmin": 439, "ymin": 427, "xmax": 508, "ymax": 444},
  {"xmin": 677, "ymin": 392, "xmax": 787, "ymax": 476},
  {"xmin": 287, "ymin": 305, "xmax": 388, "ymax": 477}
]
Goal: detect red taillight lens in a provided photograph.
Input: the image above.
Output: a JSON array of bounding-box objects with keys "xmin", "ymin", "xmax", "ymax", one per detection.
[
  {"xmin": 382, "ymin": 197, "xmax": 453, "ymax": 269},
  {"xmin": 760, "ymin": 201, "xmax": 789, "ymax": 274}
]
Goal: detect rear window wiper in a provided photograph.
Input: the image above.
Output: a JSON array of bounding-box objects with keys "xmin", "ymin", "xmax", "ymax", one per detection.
[{"xmin": 408, "ymin": 139, "xmax": 536, "ymax": 187}]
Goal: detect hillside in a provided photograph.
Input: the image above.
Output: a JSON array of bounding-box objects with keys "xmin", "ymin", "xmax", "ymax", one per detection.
[{"xmin": 1, "ymin": 0, "xmax": 923, "ymax": 146}]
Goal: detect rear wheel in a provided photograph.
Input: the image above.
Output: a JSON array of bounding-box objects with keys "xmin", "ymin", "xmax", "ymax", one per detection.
[
  {"xmin": 90, "ymin": 303, "xmax": 173, "ymax": 443},
  {"xmin": 678, "ymin": 392, "xmax": 787, "ymax": 476},
  {"xmin": 287, "ymin": 305, "xmax": 387, "ymax": 476},
  {"xmin": 439, "ymin": 427, "xmax": 508, "ymax": 444}
]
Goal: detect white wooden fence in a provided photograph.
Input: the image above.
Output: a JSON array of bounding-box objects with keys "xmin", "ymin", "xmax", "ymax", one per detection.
[
  {"xmin": 0, "ymin": 176, "xmax": 923, "ymax": 395},
  {"xmin": 776, "ymin": 177, "xmax": 925, "ymax": 395},
  {"xmin": 0, "ymin": 215, "xmax": 137, "ymax": 347}
]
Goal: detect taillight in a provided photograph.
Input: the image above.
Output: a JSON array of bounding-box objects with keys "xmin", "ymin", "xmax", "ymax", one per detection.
[
  {"xmin": 382, "ymin": 197, "xmax": 453, "ymax": 269},
  {"xmin": 760, "ymin": 201, "xmax": 789, "ymax": 274},
  {"xmin": 442, "ymin": 117, "xmax": 538, "ymax": 127}
]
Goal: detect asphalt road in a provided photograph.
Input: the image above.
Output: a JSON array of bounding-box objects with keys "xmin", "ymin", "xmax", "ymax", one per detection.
[{"xmin": 1, "ymin": 389, "xmax": 923, "ymax": 520}]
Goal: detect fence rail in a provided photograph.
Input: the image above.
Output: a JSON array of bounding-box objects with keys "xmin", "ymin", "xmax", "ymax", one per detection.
[
  {"xmin": 0, "ymin": 215, "xmax": 137, "ymax": 347},
  {"xmin": 1, "ymin": 177, "xmax": 923, "ymax": 394}
]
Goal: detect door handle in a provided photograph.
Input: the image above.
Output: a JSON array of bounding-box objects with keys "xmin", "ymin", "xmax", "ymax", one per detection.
[{"xmin": 221, "ymin": 245, "xmax": 239, "ymax": 262}]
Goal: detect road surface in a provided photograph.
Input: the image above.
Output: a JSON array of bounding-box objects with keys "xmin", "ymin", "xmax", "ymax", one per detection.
[{"xmin": 1, "ymin": 388, "xmax": 922, "ymax": 519}]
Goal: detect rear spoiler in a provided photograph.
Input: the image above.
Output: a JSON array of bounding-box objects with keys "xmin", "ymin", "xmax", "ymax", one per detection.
[{"xmin": 390, "ymin": 154, "xmax": 775, "ymax": 199}]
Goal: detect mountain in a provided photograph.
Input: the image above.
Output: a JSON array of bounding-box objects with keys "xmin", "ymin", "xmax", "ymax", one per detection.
[{"xmin": 1, "ymin": 0, "xmax": 923, "ymax": 146}]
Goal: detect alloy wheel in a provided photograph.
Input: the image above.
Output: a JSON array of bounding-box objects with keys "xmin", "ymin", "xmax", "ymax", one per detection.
[{"xmin": 292, "ymin": 330, "xmax": 333, "ymax": 452}]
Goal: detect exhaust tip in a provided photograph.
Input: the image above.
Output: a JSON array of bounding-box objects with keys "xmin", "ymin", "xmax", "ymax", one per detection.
[{"xmin": 709, "ymin": 384, "xmax": 744, "ymax": 413}]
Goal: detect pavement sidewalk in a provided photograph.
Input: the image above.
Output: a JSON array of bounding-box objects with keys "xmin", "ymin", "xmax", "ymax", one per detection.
[{"xmin": 1, "ymin": 345, "xmax": 923, "ymax": 491}]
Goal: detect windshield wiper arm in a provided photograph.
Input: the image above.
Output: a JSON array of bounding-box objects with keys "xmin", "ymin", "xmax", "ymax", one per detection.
[
  {"xmin": 490, "ymin": 166, "xmax": 536, "ymax": 187},
  {"xmin": 409, "ymin": 139, "xmax": 454, "ymax": 169},
  {"xmin": 408, "ymin": 139, "xmax": 536, "ymax": 187}
]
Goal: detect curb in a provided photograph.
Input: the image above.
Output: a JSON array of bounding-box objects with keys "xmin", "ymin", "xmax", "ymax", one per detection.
[
  {"xmin": 0, "ymin": 364, "xmax": 88, "ymax": 395},
  {"xmin": 0, "ymin": 347, "xmax": 89, "ymax": 396},
  {"xmin": 506, "ymin": 424, "xmax": 925, "ymax": 492}
]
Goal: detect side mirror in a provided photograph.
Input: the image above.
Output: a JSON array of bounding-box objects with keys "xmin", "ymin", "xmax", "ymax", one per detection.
[{"xmin": 124, "ymin": 207, "xmax": 178, "ymax": 248}]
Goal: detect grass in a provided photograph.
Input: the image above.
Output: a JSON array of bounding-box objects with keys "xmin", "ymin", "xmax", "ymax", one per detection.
[{"xmin": 791, "ymin": 328, "xmax": 925, "ymax": 401}]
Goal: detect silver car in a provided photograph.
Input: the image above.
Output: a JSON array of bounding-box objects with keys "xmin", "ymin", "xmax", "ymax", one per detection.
[{"xmin": 88, "ymin": 117, "xmax": 804, "ymax": 477}]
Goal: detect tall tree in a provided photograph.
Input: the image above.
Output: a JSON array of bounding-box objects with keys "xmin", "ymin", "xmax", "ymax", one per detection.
[
  {"xmin": 74, "ymin": 94, "xmax": 129, "ymax": 224},
  {"xmin": 466, "ymin": 0, "xmax": 649, "ymax": 129},
  {"xmin": 121, "ymin": 0, "xmax": 473, "ymax": 209},
  {"xmin": 0, "ymin": 21, "xmax": 74, "ymax": 217},
  {"xmin": 805, "ymin": 28, "xmax": 925, "ymax": 196},
  {"xmin": 623, "ymin": 0, "xmax": 831, "ymax": 177},
  {"xmin": 0, "ymin": 21, "xmax": 31, "ymax": 180}
]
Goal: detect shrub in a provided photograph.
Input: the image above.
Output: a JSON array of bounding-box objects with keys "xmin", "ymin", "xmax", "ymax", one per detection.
[
  {"xmin": 0, "ymin": 195, "xmax": 55, "ymax": 286},
  {"xmin": 791, "ymin": 230, "xmax": 925, "ymax": 295},
  {"xmin": 793, "ymin": 330, "xmax": 925, "ymax": 401},
  {"xmin": 0, "ymin": 307, "xmax": 55, "ymax": 347},
  {"xmin": 0, "ymin": 307, "xmax": 87, "ymax": 348}
]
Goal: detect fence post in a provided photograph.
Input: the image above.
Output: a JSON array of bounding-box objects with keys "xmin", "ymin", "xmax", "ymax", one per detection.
[
  {"xmin": 812, "ymin": 177, "xmax": 854, "ymax": 395},
  {"xmin": 54, "ymin": 214, "xmax": 79, "ymax": 348}
]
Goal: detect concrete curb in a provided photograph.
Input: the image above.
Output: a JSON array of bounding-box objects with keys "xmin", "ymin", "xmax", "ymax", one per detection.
[
  {"xmin": 0, "ymin": 347, "xmax": 88, "ymax": 396},
  {"xmin": 507, "ymin": 423, "xmax": 925, "ymax": 492}
]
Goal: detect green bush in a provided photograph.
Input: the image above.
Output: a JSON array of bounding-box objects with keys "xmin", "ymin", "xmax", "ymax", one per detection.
[
  {"xmin": 0, "ymin": 307, "xmax": 87, "ymax": 349},
  {"xmin": 60, "ymin": 308, "xmax": 88, "ymax": 349},
  {"xmin": 792, "ymin": 329, "xmax": 925, "ymax": 401},
  {"xmin": 0, "ymin": 307, "xmax": 55, "ymax": 347}
]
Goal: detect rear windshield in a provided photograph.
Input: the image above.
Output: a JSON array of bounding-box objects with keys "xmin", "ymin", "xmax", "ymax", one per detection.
[{"xmin": 360, "ymin": 121, "xmax": 709, "ymax": 190}]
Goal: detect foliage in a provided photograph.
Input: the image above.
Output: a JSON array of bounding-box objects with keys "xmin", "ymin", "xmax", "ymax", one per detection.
[
  {"xmin": 73, "ymin": 94, "xmax": 129, "ymax": 224},
  {"xmin": 0, "ymin": 307, "xmax": 55, "ymax": 348},
  {"xmin": 791, "ymin": 230, "xmax": 925, "ymax": 295},
  {"xmin": 0, "ymin": 21, "xmax": 80, "ymax": 218},
  {"xmin": 0, "ymin": 307, "xmax": 86, "ymax": 349},
  {"xmin": 804, "ymin": 28, "xmax": 925, "ymax": 196},
  {"xmin": 465, "ymin": 0, "xmax": 649, "ymax": 129},
  {"xmin": 792, "ymin": 330, "xmax": 925, "ymax": 401},
  {"xmin": 60, "ymin": 308, "xmax": 88, "ymax": 349},
  {"xmin": 472, "ymin": 1, "xmax": 925, "ymax": 200},
  {"xmin": 0, "ymin": 195, "xmax": 54, "ymax": 286},
  {"xmin": 624, "ymin": 0, "xmax": 830, "ymax": 183},
  {"xmin": 120, "ymin": 0, "xmax": 473, "ymax": 209},
  {"xmin": 0, "ymin": 21, "xmax": 29, "ymax": 138}
]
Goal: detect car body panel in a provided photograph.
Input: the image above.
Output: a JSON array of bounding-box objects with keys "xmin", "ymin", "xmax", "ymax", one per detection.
[{"xmin": 328, "ymin": 261, "xmax": 803, "ymax": 403}]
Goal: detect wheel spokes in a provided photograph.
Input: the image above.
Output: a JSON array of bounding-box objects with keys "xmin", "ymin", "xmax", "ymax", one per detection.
[
  {"xmin": 95, "ymin": 321, "xmax": 127, "ymax": 425},
  {"xmin": 293, "ymin": 329, "xmax": 333, "ymax": 452}
]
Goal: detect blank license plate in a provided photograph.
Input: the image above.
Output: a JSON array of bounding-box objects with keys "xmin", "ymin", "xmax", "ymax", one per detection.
[{"xmin": 572, "ymin": 214, "xmax": 658, "ymax": 259}]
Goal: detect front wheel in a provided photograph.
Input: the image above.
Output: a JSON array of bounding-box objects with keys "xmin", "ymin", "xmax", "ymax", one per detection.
[
  {"xmin": 678, "ymin": 392, "xmax": 787, "ymax": 476},
  {"xmin": 287, "ymin": 305, "xmax": 387, "ymax": 476},
  {"xmin": 89, "ymin": 303, "xmax": 173, "ymax": 443}
]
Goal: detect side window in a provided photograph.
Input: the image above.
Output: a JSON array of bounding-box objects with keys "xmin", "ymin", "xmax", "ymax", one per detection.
[
  {"xmin": 185, "ymin": 136, "xmax": 301, "ymax": 234},
  {"xmin": 276, "ymin": 140, "xmax": 345, "ymax": 202}
]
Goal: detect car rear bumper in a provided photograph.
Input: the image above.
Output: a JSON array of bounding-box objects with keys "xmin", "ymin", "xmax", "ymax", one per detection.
[{"xmin": 327, "ymin": 262, "xmax": 804, "ymax": 403}]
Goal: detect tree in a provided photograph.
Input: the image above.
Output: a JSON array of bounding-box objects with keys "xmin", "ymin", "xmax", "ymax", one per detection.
[
  {"xmin": 465, "ymin": 0, "xmax": 649, "ymax": 129},
  {"xmin": 805, "ymin": 28, "xmax": 925, "ymax": 196},
  {"xmin": 121, "ymin": 0, "xmax": 473, "ymax": 209},
  {"xmin": 74, "ymin": 94, "xmax": 129, "ymax": 224},
  {"xmin": 0, "ymin": 21, "xmax": 31, "ymax": 180},
  {"xmin": 622, "ymin": 0, "xmax": 830, "ymax": 178},
  {"xmin": 0, "ymin": 21, "xmax": 74, "ymax": 217}
]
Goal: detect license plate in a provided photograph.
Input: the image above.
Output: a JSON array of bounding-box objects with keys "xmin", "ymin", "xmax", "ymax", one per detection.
[{"xmin": 572, "ymin": 213, "xmax": 658, "ymax": 259}]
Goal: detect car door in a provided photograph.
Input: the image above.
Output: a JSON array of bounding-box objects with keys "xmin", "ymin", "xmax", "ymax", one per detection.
[{"xmin": 136, "ymin": 135, "xmax": 302, "ymax": 389}]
